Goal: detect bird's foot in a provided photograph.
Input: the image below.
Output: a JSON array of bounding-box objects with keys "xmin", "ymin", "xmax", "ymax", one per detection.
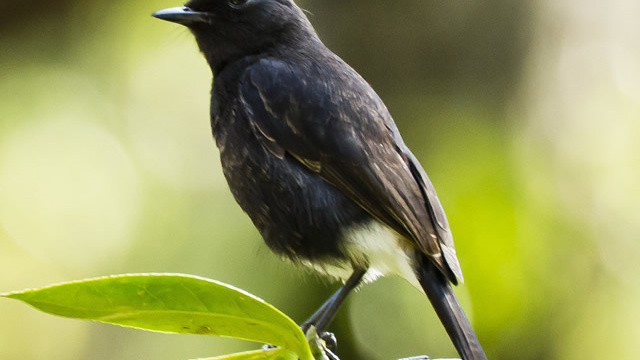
[
  {"xmin": 317, "ymin": 331, "xmax": 337, "ymax": 352},
  {"xmin": 304, "ymin": 325, "xmax": 341, "ymax": 360},
  {"xmin": 300, "ymin": 323, "xmax": 337, "ymax": 351}
]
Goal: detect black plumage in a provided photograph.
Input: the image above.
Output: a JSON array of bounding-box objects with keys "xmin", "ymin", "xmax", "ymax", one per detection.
[{"xmin": 153, "ymin": 1, "xmax": 487, "ymax": 359}]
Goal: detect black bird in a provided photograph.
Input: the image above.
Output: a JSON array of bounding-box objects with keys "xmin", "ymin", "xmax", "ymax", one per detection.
[{"xmin": 152, "ymin": 1, "xmax": 487, "ymax": 359}]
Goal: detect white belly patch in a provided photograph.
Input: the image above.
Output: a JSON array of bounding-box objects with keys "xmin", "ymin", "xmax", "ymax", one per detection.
[{"xmin": 300, "ymin": 220, "xmax": 420, "ymax": 288}]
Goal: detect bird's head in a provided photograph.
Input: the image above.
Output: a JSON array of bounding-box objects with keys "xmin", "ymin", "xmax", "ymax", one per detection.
[{"xmin": 152, "ymin": 0, "xmax": 319, "ymax": 73}]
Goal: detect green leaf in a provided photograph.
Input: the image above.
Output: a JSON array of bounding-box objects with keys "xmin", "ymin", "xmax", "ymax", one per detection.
[
  {"xmin": 192, "ymin": 348, "xmax": 298, "ymax": 360},
  {"xmin": 2, "ymin": 273, "xmax": 312, "ymax": 360}
]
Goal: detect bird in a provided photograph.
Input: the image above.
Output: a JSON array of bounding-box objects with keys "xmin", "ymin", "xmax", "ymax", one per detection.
[{"xmin": 152, "ymin": 1, "xmax": 487, "ymax": 359}]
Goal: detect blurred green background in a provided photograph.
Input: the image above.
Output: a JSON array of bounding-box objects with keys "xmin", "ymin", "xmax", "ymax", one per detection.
[{"xmin": 1, "ymin": 0, "xmax": 639, "ymax": 359}]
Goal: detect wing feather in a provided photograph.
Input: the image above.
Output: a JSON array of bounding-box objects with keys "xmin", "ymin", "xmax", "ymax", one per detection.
[{"xmin": 239, "ymin": 58, "xmax": 462, "ymax": 283}]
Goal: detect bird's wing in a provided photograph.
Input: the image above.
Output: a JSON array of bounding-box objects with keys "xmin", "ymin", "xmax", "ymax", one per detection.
[{"xmin": 239, "ymin": 58, "xmax": 462, "ymax": 283}]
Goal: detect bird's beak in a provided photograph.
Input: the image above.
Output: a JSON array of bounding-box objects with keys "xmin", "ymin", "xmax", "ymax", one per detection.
[{"xmin": 152, "ymin": 6, "xmax": 210, "ymax": 26}]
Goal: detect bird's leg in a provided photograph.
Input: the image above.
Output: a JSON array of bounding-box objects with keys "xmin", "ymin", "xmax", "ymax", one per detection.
[
  {"xmin": 263, "ymin": 268, "xmax": 366, "ymax": 352},
  {"xmin": 301, "ymin": 267, "xmax": 367, "ymax": 335}
]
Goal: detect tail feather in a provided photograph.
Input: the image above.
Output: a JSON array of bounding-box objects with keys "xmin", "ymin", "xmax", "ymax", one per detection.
[{"xmin": 417, "ymin": 255, "xmax": 487, "ymax": 360}]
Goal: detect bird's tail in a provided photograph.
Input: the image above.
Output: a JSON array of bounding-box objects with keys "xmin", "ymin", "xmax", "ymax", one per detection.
[{"xmin": 417, "ymin": 255, "xmax": 487, "ymax": 360}]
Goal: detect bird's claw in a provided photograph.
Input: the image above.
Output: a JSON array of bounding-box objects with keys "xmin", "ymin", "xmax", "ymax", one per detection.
[{"xmin": 318, "ymin": 331, "xmax": 337, "ymax": 351}]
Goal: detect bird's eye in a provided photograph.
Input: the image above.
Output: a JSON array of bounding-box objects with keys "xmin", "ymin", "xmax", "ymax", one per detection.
[{"xmin": 229, "ymin": 0, "xmax": 250, "ymax": 8}]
